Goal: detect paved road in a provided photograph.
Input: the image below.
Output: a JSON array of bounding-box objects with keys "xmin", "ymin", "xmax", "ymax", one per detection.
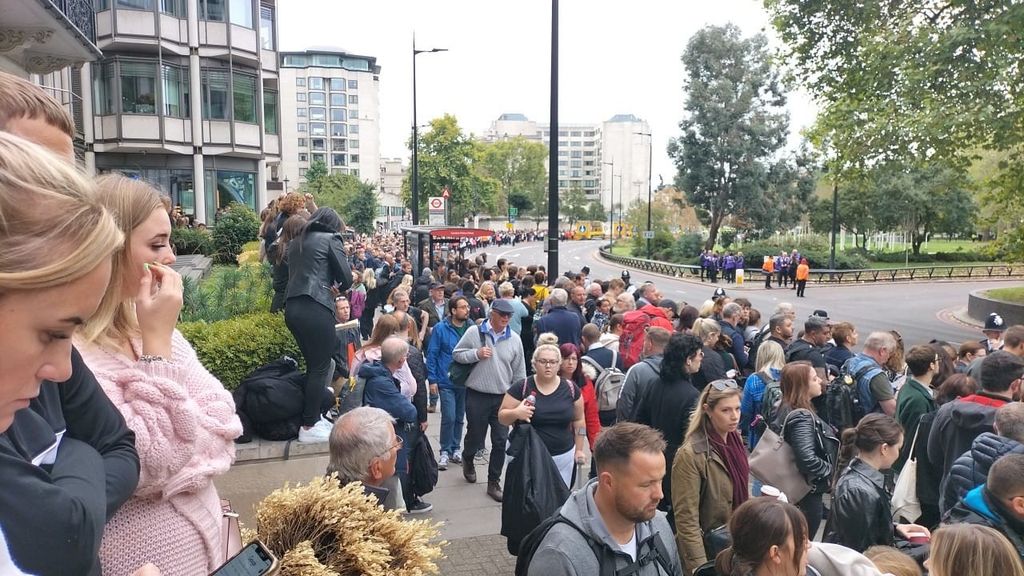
[{"xmin": 493, "ymin": 240, "xmax": 1019, "ymax": 347}]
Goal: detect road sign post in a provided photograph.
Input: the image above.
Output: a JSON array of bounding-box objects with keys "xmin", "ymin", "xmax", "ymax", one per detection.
[{"xmin": 643, "ymin": 230, "xmax": 655, "ymax": 239}]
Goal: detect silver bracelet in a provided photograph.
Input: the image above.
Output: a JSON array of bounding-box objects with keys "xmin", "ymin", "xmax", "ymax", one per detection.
[
  {"xmin": 139, "ymin": 354, "xmax": 169, "ymax": 363},
  {"xmin": 576, "ymin": 428, "xmax": 587, "ymax": 437}
]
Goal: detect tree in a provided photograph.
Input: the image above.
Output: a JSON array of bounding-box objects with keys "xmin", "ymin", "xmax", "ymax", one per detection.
[
  {"xmin": 562, "ymin": 184, "xmax": 589, "ymax": 228},
  {"xmin": 303, "ymin": 161, "xmax": 329, "ymax": 196},
  {"xmin": 345, "ymin": 183, "xmax": 379, "ymax": 234},
  {"xmin": 311, "ymin": 172, "xmax": 380, "ymax": 234},
  {"xmin": 585, "ymin": 201, "xmax": 606, "ymax": 221},
  {"xmin": 401, "ymin": 114, "xmax": 498, "ymax": 224},
  {"xmin": 873, "ymin": 161, "xmax": 976, "ymax": 254},
  {"xmin": 667, "ymin": 24, "xmax": 799, "ymax": 250},
  {"xmin": 475, "ymin": 137, "xmax": 548, "ymax": 217}
]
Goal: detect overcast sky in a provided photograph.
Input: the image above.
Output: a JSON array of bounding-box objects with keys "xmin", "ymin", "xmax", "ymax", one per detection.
[{"xmin": 278, "ymin": 0, "xmax": 817, "ymax": 183}]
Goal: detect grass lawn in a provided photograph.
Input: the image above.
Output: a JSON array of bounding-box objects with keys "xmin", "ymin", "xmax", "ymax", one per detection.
[
  {"xmin": 866, "ymin": 260, "xmax": 1000, "ymax": 269},
  {"xmin": 986, "ymin": 287, "xmax": 1024, "ymax": 304},
  {"xmin": 609, "ymin": 244, "xmax": 634, "ymax": 256},
  {"xmin": 870, "ymin": 238, "xmax": 989, "ymax": 255}
]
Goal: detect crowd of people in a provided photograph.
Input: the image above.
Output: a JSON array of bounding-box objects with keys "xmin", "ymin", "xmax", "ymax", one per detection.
[{"xmin": 5, "ymin": 69, "xmax": 1024, "ymax": 576}]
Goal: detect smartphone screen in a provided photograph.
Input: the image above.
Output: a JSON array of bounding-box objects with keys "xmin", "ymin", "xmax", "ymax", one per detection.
[{"xmin": 210, "ymin": 542, "xmax": 275, "ymax": 576}]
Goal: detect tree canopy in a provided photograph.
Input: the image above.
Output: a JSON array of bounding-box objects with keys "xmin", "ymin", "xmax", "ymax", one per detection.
[
  {"xmin": 474, "ymin": 136, "xmax": 548, "ymax": 219},
  {"xmin": 305, "ymin": 164, "xmax": 379, "ymax": 234}
]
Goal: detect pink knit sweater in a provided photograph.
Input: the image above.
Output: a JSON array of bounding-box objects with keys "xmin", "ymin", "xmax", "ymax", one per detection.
[{"xmin": 79, "ymin": 330, "xmax": 242, "ymax": 576}]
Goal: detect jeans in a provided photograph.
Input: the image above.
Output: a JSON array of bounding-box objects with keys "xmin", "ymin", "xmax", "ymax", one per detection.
[
  {"xmin": 284, "ymin": 296, "xmax": 338, "ymax": 427},
  {"xmin": 439, "ymin": 386, "xmax": 466, "ymax": 455},
  {"xmin": 464, "ymin": 388, "xmax": 509, "ymax": 483}
]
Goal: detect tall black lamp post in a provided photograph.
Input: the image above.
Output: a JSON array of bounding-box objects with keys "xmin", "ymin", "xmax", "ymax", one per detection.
[
  {"xmin": 547, "ymin": 0, "xmax": 560, "ymax": 278},
  {"xmin": 411, "ymin": 36, "xmax": 446, "ymax": 226}
]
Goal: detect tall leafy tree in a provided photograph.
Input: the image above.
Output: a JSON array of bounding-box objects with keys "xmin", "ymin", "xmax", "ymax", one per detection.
[
  {"xmin": 586, "ymin": 201, "xmax": 607, "ymax": 221},
  {"xmin": 476, "ymin": 136, "xmax": 548, "ymax": 217},
  {"xmin": 667, "ymin": 24, "xmax": 798, "ymax": 250},
  {"xmin": 311, "ymin": 172, "xmax": 379, "ymax": 234},
  {"xmin": 401, "ymin": 114, "xmax": 498, "ymax": 224},
  {"xmin": 302, "ymin": 161, "xmax": 329, "ymax": 196},
  {"xmin": 562, "ymin": 184, "xmax": 590, "ymax": 228}
]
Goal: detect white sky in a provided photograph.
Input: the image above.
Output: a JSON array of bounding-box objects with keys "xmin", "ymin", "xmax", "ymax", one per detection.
[{"xmin": 278, "ymin": 0, "xmax": 817, "ymax": 184}]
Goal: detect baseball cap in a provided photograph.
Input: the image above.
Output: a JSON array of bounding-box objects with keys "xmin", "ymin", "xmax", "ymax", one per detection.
[
  {"xmin": 659, "ymin": 299, "xmax": 679, "ymax": 316},
  {"xmin": 985, "ymin": 312, "xmax": 1007, "ymax": 332},
  {"xmin": 429, "ymin": 282, "xmax": 444, "ymax": 290},
  {"xmin": 491, "ymin": 299, "xmax": 515, "ymax": 315}
]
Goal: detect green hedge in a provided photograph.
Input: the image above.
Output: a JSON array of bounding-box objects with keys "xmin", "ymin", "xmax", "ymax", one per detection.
[
  {"xmin": 869, "ymin": 250, "xmax": 990, "ymax": 263},
  {"xmin": 179, "ymin": 312, "xmax": 302, "ymax": 391},
  {"xmin": 212, "ymin": 203, "xmax": 260, "ymax": 264},
  {"xmin": 736, "ymin": 237, "xmax": 870, "ymax": 270},
  {"xmin": 171, "ymin": 227, "xmax": 214, "ymax": 255}
]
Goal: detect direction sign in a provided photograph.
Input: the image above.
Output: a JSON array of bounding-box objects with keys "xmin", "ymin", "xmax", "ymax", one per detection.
[
  {"xmin": 643, "ymin": 230, "xmax": 656, "ymax": 239},
  {"xmin": 441, "ymin": 187, "xmax": 450, "ymax": 199}
]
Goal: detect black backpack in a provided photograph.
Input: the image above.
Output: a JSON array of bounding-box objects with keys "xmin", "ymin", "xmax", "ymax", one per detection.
[
  {"xmin": 818, "ymin": 374, "xmax": 861, "ymax": 433},
  {"xmin": 409, "ymin": 431, "xmax": 438, "ymax": 497},
  {"xmin": 514, "ymin": 513, "xmax": 675, "ymax": 576}
]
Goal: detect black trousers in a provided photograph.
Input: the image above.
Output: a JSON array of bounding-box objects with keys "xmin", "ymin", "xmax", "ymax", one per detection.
[
  {"xmin": 464, "ymin": 388, "xmax": 509, "ymax": 483},
  {"xmin": 796, "ymin": 280, "xmax": 807, "ymax": 297},
  {"xmin": 765, "ymin": 272, "xmax": 773, "ymax": 288},
  {"xmin": 798, "ymin": 491, "xmax": 824, "ymax": 539},
  {"xmin": 284, "ymin": 296, "xmax": 338, "ymax": 426}
]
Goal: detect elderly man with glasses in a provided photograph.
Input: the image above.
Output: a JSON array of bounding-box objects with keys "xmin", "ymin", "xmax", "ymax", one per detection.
[{"xmin": 328, "ymin": 406, "xmax": 403, "ymax": 509}]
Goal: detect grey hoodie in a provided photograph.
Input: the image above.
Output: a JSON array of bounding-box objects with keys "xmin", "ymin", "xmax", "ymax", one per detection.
[
  {"xmin": 528, "ymin": 478, "xmax": 682, "ymax": 576},
  {"xmin": 616, "ymin": 355, "xmax": 664, "ymax": 423}
]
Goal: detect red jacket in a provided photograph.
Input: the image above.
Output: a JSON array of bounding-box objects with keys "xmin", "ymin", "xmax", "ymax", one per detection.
[
  {"xmin": 637, "ymin": 304, "xmax": 675, "ymax": 332},
  {"xmin": 581, "ymin": 376, "xmax": 602, "ymax": 451}
]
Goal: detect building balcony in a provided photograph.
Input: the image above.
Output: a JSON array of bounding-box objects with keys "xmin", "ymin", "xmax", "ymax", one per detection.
[{"xmin": 0, "ymin": 0, "xmax": 100, "ymax": 74}]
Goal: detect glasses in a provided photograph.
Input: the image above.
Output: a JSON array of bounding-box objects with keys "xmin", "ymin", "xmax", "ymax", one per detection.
[
  {"xmin": 535, "ymin": 359, "xmax": 560, "ymax": 366},
  {"xmin": 709, "ymin": 379, "xmax": 739, "ymax": 392},
  {"xmin": 377, "ymin": 435, "xmax": 403, "ymax": 458}
]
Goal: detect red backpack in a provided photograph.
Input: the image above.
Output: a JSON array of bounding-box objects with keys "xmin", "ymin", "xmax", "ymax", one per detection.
[{"xmin": 620, "ymin": 309, "xmax": 653, "ymax": 369}]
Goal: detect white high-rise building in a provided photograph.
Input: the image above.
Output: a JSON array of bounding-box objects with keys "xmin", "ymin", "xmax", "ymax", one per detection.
[
  {"xmin": 277, "ymin": 49, "xmax": 380, "ymax": 190},
  {"xmin": 378, "ymin": 157, "xmax": 407, "ymax": 229},
  {"xmin": 85, "ymin": 0, "xmax": 282, "ymax": 225},
  {"xmin": 482, "ymin": 113, "xmax": 651, "ymax": 210}
]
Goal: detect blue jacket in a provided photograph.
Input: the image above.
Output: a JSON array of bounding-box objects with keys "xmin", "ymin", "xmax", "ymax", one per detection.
[
  {"xmin": 534, "ymin": 306, "xmax": 583, "ymax": 347},
  {"xmin": 427, "ymin": 318, "xmax": 468, "ymax": 390},
  {"xmin": 360, "ymin": 361, "xmax": 417, "ymax": 424}
]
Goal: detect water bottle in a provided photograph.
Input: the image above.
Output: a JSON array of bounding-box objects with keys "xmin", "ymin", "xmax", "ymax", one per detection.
[{"xmin": 524, "ymin": 394, "xmax": 536, "ymax": 407}]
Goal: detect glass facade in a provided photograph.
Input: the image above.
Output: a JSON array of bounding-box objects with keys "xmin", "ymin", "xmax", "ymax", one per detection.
[
  {"xmin": 205, "ymin": 169, "xmax": 256, "ymax": 215},
  {"xmin": 228, "ymin": 0, "xmax": 252, "ymax": 27},
  {"xmin": 121, "ymin": 61, "xmax": 157, "ymax": 114},
  {"xmin": 232, "ymin": 72, "xmax": 257, "ymax": 123},
  {"xmin": 201, "ymin": 69, "xmax": 229, "ymax": 119},
  {"xmin": 260, "ymin": 6, "xmax": 274, "ymax": 50},
  {"xmin": 200, "ymin": 0, "xmax": 224, "ymax": 21},
  {"xmin": 162, "ymin": 64, "xmax": 188, "ymax": 117},
  {"xmin": 263, "ymin": 91, "xmax": 278, "ymax": 134}
]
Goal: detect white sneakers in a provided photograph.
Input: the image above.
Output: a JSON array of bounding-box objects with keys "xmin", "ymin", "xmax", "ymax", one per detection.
[{"xmin": 297, "ymin": 417, "xmax": 333, "ymax": 443}]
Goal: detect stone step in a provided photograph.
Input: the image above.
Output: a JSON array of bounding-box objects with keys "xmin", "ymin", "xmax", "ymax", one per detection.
[{"xmin": 171, "ymin": 254, "xmax": 214, "ymax": 283}]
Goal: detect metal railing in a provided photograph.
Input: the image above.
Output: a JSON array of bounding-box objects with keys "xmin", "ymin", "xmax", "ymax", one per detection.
[
  {"xmin": 51, "ymin": 0, "xmax": 97, "ymax": 46},
  {"xmin": 598, "ymin": 246, "xmax": 1024, "ymax": 285}
]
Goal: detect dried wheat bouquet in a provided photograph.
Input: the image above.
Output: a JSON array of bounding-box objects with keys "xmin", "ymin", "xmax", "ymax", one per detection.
[{"xmin": 251, "ymin": 475, "xmax": 445, "ymax": 576}]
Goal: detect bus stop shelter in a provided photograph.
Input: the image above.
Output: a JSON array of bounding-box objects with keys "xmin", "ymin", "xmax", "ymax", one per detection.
[{"xmin": 401, "ymin": 226, "xmax": 493, "ymax": 277}]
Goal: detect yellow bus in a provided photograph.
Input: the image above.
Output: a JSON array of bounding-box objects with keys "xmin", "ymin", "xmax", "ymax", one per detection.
[{"xmin": 573, "ymin": 221, "xmax": 606, "ymax": 240}]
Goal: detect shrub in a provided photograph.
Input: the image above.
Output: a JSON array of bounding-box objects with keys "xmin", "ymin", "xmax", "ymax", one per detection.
[
  {"xmin": 669, "ymin": 233, "xmax": 705, "ymax": 265},
  {"xmin": 180, "ymin": 263, "xmax": 273, "ymax": 323},
  {"xmin": 179, "ymin": 312, "xmax": 302, "ymax": 391},
  {"xmin": 869, "ymin": 250, "xmax": 990, "ymax": 264},
  {"xmin": 737, "ymin": 236, "xmax": 870, "ymax": 270},
  {"xmin": 630, "ymin": 229, "xmax": 675, "ymax": 260},
  {"xmin": 171, "ymin": 227, "xmax": 214, "ymax": 255},
  {"xmin": 212, "ymin": 203, "xmax": 260, "ymax": 264}
]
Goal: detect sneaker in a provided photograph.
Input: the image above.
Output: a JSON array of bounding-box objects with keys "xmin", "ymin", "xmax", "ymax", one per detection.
[
  {"xmin": 450, "ymin": 450, "xmax": 463, "ymax": 464},
  {"xmin": 475, "ymin": 448, "xmax": 489, "ymax": 463},
  {"xmin": 297, "ymin": 417, "xmax": 333, "ymax": 443},
  {"xmin": 406, "ymin": 500, "xmax": 433, "ymax": 514},
  {"xmin": 438, "ymin": 452, "xmax": 449, "ymax": 471}
]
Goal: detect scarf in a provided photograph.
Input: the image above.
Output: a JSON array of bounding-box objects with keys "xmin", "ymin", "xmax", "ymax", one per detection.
[{"xmin": 707, "ymin": 427, "xmax": 750, "ymax": 509}]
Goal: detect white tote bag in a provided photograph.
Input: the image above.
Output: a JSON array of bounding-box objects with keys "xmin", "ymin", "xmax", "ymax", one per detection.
[{"xmin": 891, "ymin": 423, "xmax": 922, "ymax": 523}]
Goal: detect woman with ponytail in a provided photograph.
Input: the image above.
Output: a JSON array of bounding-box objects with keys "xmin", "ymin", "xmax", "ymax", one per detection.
[
  {"xmin": 671, "ymin": 378, "xmax": 747, "ymax": 574},
  {"xmin": 825, "ymin": 414, "xmax": 930, "ymax": 551},
  {"xmin": 715, "ymin": 497, "xmax": 810, "ymax": 576}
]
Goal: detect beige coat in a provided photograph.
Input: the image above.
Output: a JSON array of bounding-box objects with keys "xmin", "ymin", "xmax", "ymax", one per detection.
[{"xmin": 671, "ymin": 429, "xmax": 737, "ymax": 575}]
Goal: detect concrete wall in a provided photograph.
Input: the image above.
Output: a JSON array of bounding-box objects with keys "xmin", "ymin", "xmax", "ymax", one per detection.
[{"xmin": 968, "ymin": 289, "xmax": 1024, "ymax": 327}]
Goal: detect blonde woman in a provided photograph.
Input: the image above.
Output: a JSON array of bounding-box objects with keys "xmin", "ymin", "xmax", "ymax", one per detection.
[
  {"xmin": 0, "ymin": 132, "xmax": 140, "ymax": 575},
  {"xmin": 672, "ymin": 379, "xmax": 748, "ymax": 573},
  {"xmin": 78, "ymin": 174, "xmax": 242, "ymax": 576},
  {"xmin": 358, "ymin": 267, "xmax": 377, "ymax": 339},
  {"xmin": 741, "ymin": 340, "xmax": 786, "ymax": 449},
  {"xmin": 692, "ymin": 318, "xmax": 727, "ymax": 390},
  {"xmin": 926, "ymin": 524, "xmax": 1024, "ymax": 576}
]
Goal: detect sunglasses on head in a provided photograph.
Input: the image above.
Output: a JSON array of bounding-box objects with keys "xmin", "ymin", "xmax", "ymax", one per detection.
[{"xmin": 709, "ymin": 379, "xmax": 739, "ymax": 392}]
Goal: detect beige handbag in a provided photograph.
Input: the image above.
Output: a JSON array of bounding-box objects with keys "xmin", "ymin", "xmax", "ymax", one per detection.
[
  {"xmin": 221, "ymin": 499, "xmax": 243, "ymax": 562},
  {"xmin": 749, "ymin": 409, "xmax": 813, "ymax": 503}
]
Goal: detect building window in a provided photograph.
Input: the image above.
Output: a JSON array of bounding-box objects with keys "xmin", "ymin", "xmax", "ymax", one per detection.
[
  {"xmin": 161, "ymin": 63, "xmax": 188, "ymax": 117},
  {"xmin": 309, "ymin": 77, "xmax": 324, "ymax": 90},
  {"xmin": 559, "ymin": 180, "xmax": 568, "ymax": 187},
  {"xmin": 558, "ymin": 150, "xmax": 568, "ymax": 156},
  {"xmin": 350, "ymin": 154, "xmax": 359, "ymax": 164},
  {"xmin": 299, "ymin": 168, "xmax": 307, "ymax": 177},
  {"xmin": 584, "ymin": 150, "xmax": 595, "ymax": 156},
  {"xmin": 312, "ymin": 153, "xmax": 326, "ymax": 164},
  {"xmin": 557, "ymin": 160, "xmax": 568, "ymax": 167},
  {"xmin": 309, "ymin": 122, "xmax": 326, "ymax": 136},
  {"xmin": 200, "ymin": 0, "xmax": 225, "ymax": 21},
  {"xmin": 558, "ymin": 169, "xmax": 567, "ymax": 176},
  {"xmin": 348, "ymin": 109, "xmax": 358, "ymax": 120},
  {"xmin": 121, "ymin": 61, "xmax": 157, "ymax": 114},
  {"xmin": 308, "ymin": 92, "xmax": 325, "ymax": 106},
  {"xmin": 117, "ymin": 0, "xmax": 153, "ymax": 9},
  {"xmin": 330, "ymin": 93, "xmax": 346, "ymax": 106},
  {"xmin": 296, "ymin": 108, "xmax": 307, "ymax": 117},
  {"xmin": 570, "ymin": 150, "xmax": 582, "ymax": 158},
  {"xmin": 228, "ymin": 0, "xmax": 252, "ymax": 27},
  {"xmin": 297, "ymin": 138, "xmax": 306, "ymax": 147},
  {"xmin": 571, "ymin": 170, "xmax": 581, "ymax": 177},
  {"xmin": 330, "ymin": 108, "xmax": 346, "ymax": 122},
  {"xmin": 584, "ymin": 160, "xmax": 595, "ymax": 166},
  {"xmin": 330, "ymin": 78, "xmax": 346, "ymax": 91},
  {"xmin": 232, "ymin": 72, "xmax": 257, "ymax": 123},
  {"xmin": 330, "ymin": 124, "xmax": 346, "ymax": 137},
  {"xmin": 558, "ymin": 131, "xmax": 568, "ymax": 137},
  {"xmin": 311, "ymin": 138, "xmax": 325, "ymax": 151},
  {"xmin": 570, "ymin": 131, "xmax": 581, "ymax": 137},
  {"xmin": 309, "ymin": 107, "xmax": 326, "ymax": 121},
  {"xmin": 584, "ymin": 180, "xmax": 596, "ymax": 187},
  {"xmin": 347, "ymin": 79, "xmax": 358, "ymax": 90},
  {"xmin": 160, "ymin": 0, "xmax": 186, "ymax": 16},
  {"xmin": 331, "ymin": 138, "xmax": 346, "ymax": 151},
  {"xmin": 201, "ymin": 69, "xmax": 229, "ymax": 119},
  {"xmin": 260, "ymin": 5, "xmax": 274, "ymax": 50},
  {"xmin": 349, "ymin": 139, "xmax": 359, "ymax": 149},
  {"xmin": 351, "ymin": 169, "xmax": 359, "ymax": 177},
  {"xmin": 296, "ymin": 93, "xmax": 306, "ymax": 102},
  {"xmin": 349, "ymin": 123, "xmax": 359, "ymax": 134},
  {"xmin": 263, "ymin": 90, "xmax": 278, "ymax": 134},
  {"xmin": 348, "ymin": 94, "xmax": 358, "ymax": 105},
  {"xmin": 299, "ymin": 153, "xmax": 308, "ymax": 162},
  {"xmin": 297, "ymin": 122, "xmax": 306, "ymax": 132},
  {"xmin": 296, "ymin": 77, "xmax": 306, "ymax": 87},
  {"xmin": 332, "ymin": 153, "xmax": 346, "ymax": 166},
  {"xmin": 570, "ymin": 160, "xmax": 582, "ymax": 168},
  {"xmin": 93, "ymin": 61, "xmax": 115, "ymax": 115},
  {"xmin": 205, "ymin": 169, "xmax": 256, "ymax": 214}
]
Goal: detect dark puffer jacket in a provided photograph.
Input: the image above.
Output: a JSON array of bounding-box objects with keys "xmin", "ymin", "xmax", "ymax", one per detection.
[
  {"xmin": 774, "ymin": 404, "xmax": 840, "ymax": 495},
  {"xmin": 943, "ymin": 432, "xmax": 1024, "ymax": 515}
]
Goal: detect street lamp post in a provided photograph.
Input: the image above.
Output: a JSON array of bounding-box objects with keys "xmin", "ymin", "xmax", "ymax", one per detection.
[
  {"xmin": 547, "ymin": 0, "xmax": 560, "ymax": 279},
  {"xmin": 411, "ymin": 36, "xmax": 447, "ymax": 226},
  {"xmin": 602, "ymin": 160, "xmax": 614, "ymax": 242},
  {"xmin": 634, "ymin": 131, "xmax": 652, "ymax": 259}
]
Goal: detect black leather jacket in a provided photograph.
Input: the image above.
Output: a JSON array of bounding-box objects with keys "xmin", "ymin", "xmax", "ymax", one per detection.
[
  {"xmin": 774, "ymin": 404, "xmax": 839, "ymax": 494},
  {"xmin": 826, "ymin": 458, "xmax": 895, "ymax": 551},
  {"xmin": 285, "ymin": 227, "xmax": 352, "ymax": 312}
]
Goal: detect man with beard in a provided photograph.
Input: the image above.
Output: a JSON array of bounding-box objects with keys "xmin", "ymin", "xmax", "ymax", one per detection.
[{"xmin": 526, "ymin": 423, "xmax": 683, "ymax": 575}]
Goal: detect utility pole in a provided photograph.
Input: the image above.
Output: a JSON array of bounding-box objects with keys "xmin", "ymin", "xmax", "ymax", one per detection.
[
  {"xmin": 546, "ymin": 0, "xmax": 559, "ymax": 278},
  {"xmin": 829, "ymin": 182, "xmax": 839, "ymax": 270},
  {"xmin": 411, "ymin": 35, "xmax": 447, "ymax": 226},
  {"xmin": 602, "ymin": 160, "xmax": 614, "ymax": 242},
  {"xmin": 634, "ymin": 130, "xmax": 652, "ymax": 259}
]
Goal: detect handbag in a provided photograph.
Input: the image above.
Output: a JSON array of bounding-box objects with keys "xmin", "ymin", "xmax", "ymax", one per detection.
[
  {"xmin": 749, "ymin": 409, "xmax": 813, "ymax": 503},
  {"xmin": 221, "ymin": 499, "xmax": 242, "ymax": 563},
  {"xmin": 892, "ymin": 423, "xmax": 922, "ymax": 523}
]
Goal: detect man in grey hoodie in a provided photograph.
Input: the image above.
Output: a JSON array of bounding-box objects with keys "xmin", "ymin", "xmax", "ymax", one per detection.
[
  {"xmin": 615, "ymin": 328, "xmax": 671, "ymax": 423},
  {"xmin": 528, "ymin": 422, "xmax": 683, "ymax": 576}
]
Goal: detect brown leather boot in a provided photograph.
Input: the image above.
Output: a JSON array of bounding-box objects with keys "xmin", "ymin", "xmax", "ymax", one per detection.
[
  {"xmin": 487, "ymin": 480, "xmax": 503, "ymax": 503},
  {"xmin": 462, "ymin": 457, "xmax": 477, "ymax": 483}
]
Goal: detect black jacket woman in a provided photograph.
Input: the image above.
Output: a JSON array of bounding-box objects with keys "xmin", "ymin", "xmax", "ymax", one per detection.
[
  {"xmin": 826, "ymin": 414, "xmax": 931, "ymax": 552},
  {"xmin": 772, "ymin": 360, "xmax": 839, "ymax": 537},
  {"xmin": 269, "ymin": 214, "xmax": 306, "ymax": 313},
  {"xmin": 635, "ymin": 333, "xmax": 704, "ymax": 523},
  {"xmin": 284, "ymin": 208, "xmax": 353, "ymax": 443}
]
